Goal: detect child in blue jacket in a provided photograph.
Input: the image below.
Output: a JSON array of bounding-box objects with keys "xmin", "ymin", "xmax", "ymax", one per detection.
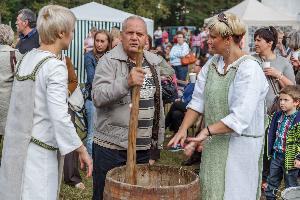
[{"xmin": 265, "ymin": 85, "xmax": 300, "ymax": 200}]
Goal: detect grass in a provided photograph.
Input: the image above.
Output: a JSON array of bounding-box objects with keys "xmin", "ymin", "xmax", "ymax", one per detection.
[
  {"xmin": 59, "ymin": 130, "xmax": 297, "ymax": 200},
  {"xmin": 0, "ymin": 131, "xmax": 296, "ymax": 200}
]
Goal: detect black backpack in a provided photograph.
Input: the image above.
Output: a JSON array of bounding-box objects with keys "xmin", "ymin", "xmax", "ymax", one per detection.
[{"xmin": 161, "ymin": 79, "xmax": 178, "ymax": 104}]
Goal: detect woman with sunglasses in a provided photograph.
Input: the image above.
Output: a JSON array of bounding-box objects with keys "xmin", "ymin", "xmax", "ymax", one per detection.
[{"xmin": 168, "ymin": 12, "xmax": 269, "ymax": 200}]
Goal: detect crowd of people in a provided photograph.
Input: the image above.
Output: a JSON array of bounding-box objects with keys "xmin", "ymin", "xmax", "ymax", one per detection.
[{"xmin": 0, "ymin": 4, "xmax": 300, "ymax": 200}]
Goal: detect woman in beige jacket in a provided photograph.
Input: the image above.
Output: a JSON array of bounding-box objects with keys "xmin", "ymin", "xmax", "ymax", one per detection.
[{"xmin": 0, "ymin": 24, "xmax": 22, "ymax": 140}]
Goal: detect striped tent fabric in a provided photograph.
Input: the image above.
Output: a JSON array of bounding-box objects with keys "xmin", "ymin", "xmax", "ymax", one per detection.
[{"xmin": 64, "ymin": 20, "xmax": 121, "ymax": 83}]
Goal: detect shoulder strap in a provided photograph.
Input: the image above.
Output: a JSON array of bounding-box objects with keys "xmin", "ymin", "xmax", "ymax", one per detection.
[
  {"xmin": 269, "ymin": 77, "xmax": 280, "ymax": 95},
  {"xmin": 10, "ymin": 51, "xmax": 17, "ymax": 74},
  {"xmin": 209, "ymin": 55, "xmax": 220, "ymax": 68}
]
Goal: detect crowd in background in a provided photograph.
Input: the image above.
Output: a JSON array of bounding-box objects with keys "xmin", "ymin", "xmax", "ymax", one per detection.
[{"xmin": 1, "ymin": 5, "xmax": 300, "ymax": 200}]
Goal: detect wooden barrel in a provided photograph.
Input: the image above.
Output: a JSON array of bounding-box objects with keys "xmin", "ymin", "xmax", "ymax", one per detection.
[{"xmin": 104, "ymin": 164, "xmax": 200, "ymax": 200}]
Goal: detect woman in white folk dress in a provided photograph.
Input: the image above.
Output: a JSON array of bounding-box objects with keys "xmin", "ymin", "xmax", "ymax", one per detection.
[{"xmin": 0, "ymin": 5, "xmax": 92, "ymax": 200}]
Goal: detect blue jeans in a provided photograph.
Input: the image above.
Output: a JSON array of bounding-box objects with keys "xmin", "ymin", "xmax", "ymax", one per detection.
[
  {"xmin": 265, "ymin": 152, "xmax": 299, "ymax": 200},
  {"xmin": 85, "ymin": 99, "xmax": 95, "ymax": 156},
  {"xmin": 92, "ymin": 144, "xmax": 150, "ymax": 200},
  {"xmin": 172, "ymin": 65, "xmax": 188, "ymax": 81}
]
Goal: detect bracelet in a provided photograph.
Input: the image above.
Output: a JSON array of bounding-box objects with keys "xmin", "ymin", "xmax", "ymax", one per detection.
[
  {"xmin": 276, "ymin": 73, "xmax": 283, "ymax": 81},
  {"xmin": 207, "ymin": 126, "xmax": 212, "ymax": 139}
]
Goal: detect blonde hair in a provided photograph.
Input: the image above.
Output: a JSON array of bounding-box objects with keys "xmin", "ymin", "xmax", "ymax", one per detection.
[
  {"xmin": 111, "ymin": 27, "xmax": 120, "ymax": 38},
  {"xmin": 0, "ymin": 24, "xmax": 14, "ymax": 45},
  {"xmin": 277, "ymin": 29, "xmax": 284, "ymax": 35},
  {"xmin": 37, "ymin": 5, "xmax": 76, "ymax": 45},
  {"xmin": 208, "ymin": 12, "xmax": 246, "ymax": 42}
]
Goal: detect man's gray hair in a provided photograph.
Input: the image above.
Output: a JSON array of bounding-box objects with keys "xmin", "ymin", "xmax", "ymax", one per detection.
[
  {"xmin": 0, "ymin": 24, "xmax": 14, "ymax": 45},
  {"xmin": 122, "ymin": 16, "xmax": 147, "ymax": 32},
  {"xmin": 18, "ymin": 8, "xmax": 36, "ymax": 28}
]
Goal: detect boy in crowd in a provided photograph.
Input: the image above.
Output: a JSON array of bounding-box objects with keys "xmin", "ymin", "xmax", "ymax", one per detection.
[{"xmin": 265, "ymin": 85, "xmax": 300, "ymax": 200}]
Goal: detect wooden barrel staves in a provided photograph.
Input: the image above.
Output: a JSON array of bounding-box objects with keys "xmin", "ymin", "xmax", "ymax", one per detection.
[{"xmin": 104, "ymin": 164, "xmax": 200, "ymax": 200}]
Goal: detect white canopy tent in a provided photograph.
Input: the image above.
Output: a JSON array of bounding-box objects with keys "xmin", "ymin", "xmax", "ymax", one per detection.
[
  {"xmin": 204, "ymin": 0, "xmax": 300, "ymax": 52},
  {"xmin": 65, "ymin": 2, "xmax": 154, "ymax": 83}
]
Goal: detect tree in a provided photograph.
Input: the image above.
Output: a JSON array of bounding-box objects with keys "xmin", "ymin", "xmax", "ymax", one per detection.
[
  {"xmin": 105, "ymin": 0, "xmax": 170, "ymax": 26},
  {"xmin": 161, "ymin": 0, "xmax": 243, "ymax": 27},
  {"xmin": 1, "ymin": 0, "xmax": 243, "ymax": 30}
]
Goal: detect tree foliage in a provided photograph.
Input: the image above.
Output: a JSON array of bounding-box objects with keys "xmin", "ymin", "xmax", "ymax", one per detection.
[{"xmin": 0, "ymin": 0, "xmax": 243, "ymax": 29}]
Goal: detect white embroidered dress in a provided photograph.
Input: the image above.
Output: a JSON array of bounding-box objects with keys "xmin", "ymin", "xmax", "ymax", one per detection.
[{"xmin": 0, "ymin": 49, "xmax": 82, "ymax": 200}]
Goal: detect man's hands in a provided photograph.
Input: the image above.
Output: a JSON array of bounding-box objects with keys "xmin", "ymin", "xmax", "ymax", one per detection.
[
  {"xmin": 127, "ymin": 67, "xmax": 145, "ymax": 87},
  {"xmin": 76, "ymin": 145, "xmax": 93, "ymax": 178}
]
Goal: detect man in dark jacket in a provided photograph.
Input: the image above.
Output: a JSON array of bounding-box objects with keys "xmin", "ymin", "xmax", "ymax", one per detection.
[{"xmin": 15, "ymin": 8, "xmax": 40, "ymax": 54}]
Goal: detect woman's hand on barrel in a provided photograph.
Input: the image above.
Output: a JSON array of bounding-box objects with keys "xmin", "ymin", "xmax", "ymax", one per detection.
[
  {"xmin": 167, "ymin": 128, "xmax": 187, "ymax": 148},
  {"xmin": 77, "ymin": 145, "xmax": 93, "ymax": 178}
]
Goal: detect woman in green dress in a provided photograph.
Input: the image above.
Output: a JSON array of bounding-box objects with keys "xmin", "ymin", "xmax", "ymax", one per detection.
[{"xmin": 168, "ymin": 12, "xmax": 269, "ymax": 200}]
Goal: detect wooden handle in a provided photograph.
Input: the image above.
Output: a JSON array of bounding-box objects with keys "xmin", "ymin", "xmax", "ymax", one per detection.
[{"xmin": 125, "ymin": 47, "xmax": 143, "ymax": 185}]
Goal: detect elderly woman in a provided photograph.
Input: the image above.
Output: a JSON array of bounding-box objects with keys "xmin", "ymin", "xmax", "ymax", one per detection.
[
  {"xmin": 168, "ymin": 12, "xmax": 269, "ymax": 200},
  {"xmin": 0, "ymin": 24, "xmax": 22, "ymax": 143},
  {"xmin": 0, "ymin": 5, "xmax": 92, "ymax": 200},
  {"xmin": 287, "ymin": 30, "xmax": 300, "ymax": 84}
]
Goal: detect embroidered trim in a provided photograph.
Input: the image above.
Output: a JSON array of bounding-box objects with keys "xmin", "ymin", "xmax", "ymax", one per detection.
[
  {"xmin": 210, "ymin": 55, "xmax": 259, "ymax": 77},
  {"xmin": 15, "ymin": 56, "xmax": 55, "ymax": 81},
  {"xmin": 30, "ymin": 137, "xmax": 58, "ymax": 151},
  {"xmin": 240, "ymin": 134, "xmax": 264, "ymax": 138},
  {"xmin": 211, "ymin": 61, "xmax": 237, "ymax": 77}
]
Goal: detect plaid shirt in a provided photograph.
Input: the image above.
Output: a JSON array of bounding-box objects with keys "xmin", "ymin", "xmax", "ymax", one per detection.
[{"xmin": 273, "ymin": 111, "xmax": 298, "ymax": 154}]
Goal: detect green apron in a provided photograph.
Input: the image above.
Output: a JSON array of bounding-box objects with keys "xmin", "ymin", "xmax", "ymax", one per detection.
[{"xmin": 200, "ymin": 55, "xmax": 260, "ymax": 200}]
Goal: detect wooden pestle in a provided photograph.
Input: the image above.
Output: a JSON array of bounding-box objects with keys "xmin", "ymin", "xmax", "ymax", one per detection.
[{"xmin": 125, "ymin": 46, "xmax": 143, "ymax": 185}]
